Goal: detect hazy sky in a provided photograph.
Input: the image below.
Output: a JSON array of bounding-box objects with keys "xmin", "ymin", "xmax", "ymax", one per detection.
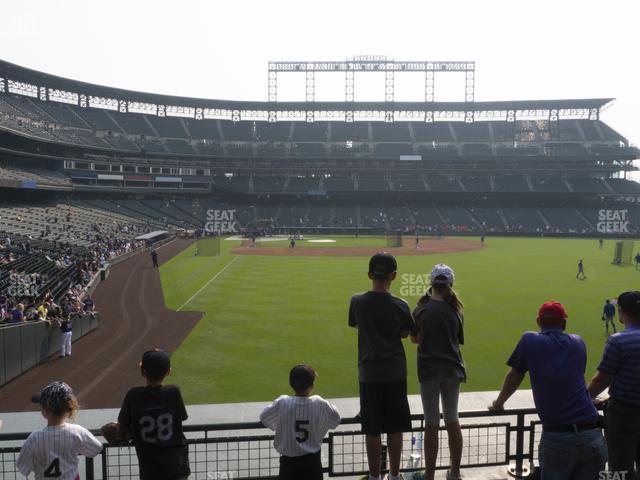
[{"xmin": 1, "ymin": 0, "xmax": 639, "ymax": 145}]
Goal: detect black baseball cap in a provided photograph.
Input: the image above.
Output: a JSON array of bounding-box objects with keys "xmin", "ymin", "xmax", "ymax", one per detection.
[
  {"xmin": 289, "ymin": 364, "xmax": 316, "ymax": 390},
  {"xmin": 617, "ymin": 291, "xmax": 640, "ymax": 318},
  {"xmin": 369, "ymin": 252, "xmax": 397, "ymax": 277},
  {"xmin": 141, "ymin": 349, "xmax": 171, "ymax": 379}
]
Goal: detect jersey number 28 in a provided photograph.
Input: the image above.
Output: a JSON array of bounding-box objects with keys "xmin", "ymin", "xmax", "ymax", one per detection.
[{"xmin": 139, "ymin": 413, "xmax": 173, "ymax": 443}]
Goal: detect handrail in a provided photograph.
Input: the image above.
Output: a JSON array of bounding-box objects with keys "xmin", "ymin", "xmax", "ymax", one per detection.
[{"xmin": 0, "ymin": 407, "xmax": 540, "ymax": 442}]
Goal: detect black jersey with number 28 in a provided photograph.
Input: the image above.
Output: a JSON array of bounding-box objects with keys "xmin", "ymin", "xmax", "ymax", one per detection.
[{"xmin": 118, "ymin": 384, "xmax": 190, "ymax": 480}]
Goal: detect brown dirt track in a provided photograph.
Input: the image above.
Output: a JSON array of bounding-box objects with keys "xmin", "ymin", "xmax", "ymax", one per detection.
[
  {"xmin": 232, "ymin": 236, "xmax": 482, "ymax": 256},
  {"xmin": 0, "ymin": 239, "xmax": 200, "ymax": 412}
]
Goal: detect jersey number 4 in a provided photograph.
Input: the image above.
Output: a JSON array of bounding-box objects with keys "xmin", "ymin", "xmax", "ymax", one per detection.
[
  {"xmin": 139, "ymin": 413, "xmax": 174, "ymax": 443},
  {"xmin": 44, "ymin": 458, "xmax": 61, "ymax": 477},
  {"xmin": 295, "ymin": 420, "xmax": 309, "ymax": 443}
]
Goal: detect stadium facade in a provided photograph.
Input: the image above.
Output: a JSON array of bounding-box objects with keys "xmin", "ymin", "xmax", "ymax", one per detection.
[{"xmin": 0, "ymin": 58, "xmax": 639, "ymax": 237}]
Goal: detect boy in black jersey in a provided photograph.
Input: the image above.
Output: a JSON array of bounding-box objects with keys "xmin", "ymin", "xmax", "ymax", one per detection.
[{"xmin": 117, "ymin": 349, "xmax": 190, "ymax": 480}]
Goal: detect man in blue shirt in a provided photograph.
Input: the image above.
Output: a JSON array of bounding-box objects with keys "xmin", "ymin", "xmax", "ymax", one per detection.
[
  {"xmin": 603, "ymin": 299, "xmax": 617, "ymax": 336},
  {"xmin": 589, "ymin": 291, "xmax": 640, "ymax": 479},
  {"xmin": 489, "ymin": 301, "xmax": 606, "ymax": 479},
  {"xmin": 577, "ymin": 259, "xmax": 587, "ymax": 280}
]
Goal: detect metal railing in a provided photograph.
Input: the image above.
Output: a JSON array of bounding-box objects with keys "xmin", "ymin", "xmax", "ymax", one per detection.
[{"xmin": 0, "ymin": 407, "xmax": 548, "ymax": 479}]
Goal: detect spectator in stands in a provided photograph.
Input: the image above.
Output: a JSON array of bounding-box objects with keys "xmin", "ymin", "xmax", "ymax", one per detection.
[
  {"xmin": 348, "ymin": 252, "xmax": 415, "ymax": 480},
  {"xmin": 83, "ymin": 295, "xmax": 96, "ymax": 317},
  {"xmin": 0, "ymin": 292, "xmax": 7, "ymax": 320},
  {"xmin": 10, "ymin": 303, "xmax": 25, "ymax": 323},
  {"xmin": 588, "ymin": 291, "xmax": 640, "ymax": 479},
  {"xmin": 411, "ymin": 264, "xmax": 465, "ymax": 480},
  {"xmin": 260, "ymin": 364, "xmax": 341, "ymax": 480},
  {"xmin": 489, "ymin": 301, "xmax": 606, "ymax": 479},
  {"xmin": 24, "ymin": 302, "xmax": 39, "ymax": 322},
  {"xmin": 36, "ymin": 302, "xmax": 48, "ymax": 322}
]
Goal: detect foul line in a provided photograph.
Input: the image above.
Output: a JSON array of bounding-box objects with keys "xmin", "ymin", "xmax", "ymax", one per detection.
[{"xmin": 176, "ymin": 255, "xmax": 239, "ymax": 311}]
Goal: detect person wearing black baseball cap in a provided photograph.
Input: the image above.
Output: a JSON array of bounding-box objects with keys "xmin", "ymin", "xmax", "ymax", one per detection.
[
  {"xmin": 260, "ymin": 364, "xmax": 341, "ymax": 480},
  {"xmin": 589, "ymin": 291, "xmax": 640, "ymax": 479},
  {"xmin": 349, "ymin": 252, "xmax": 415, "ymax": 480},
  {"xmin": 115, "ymin": 349, "xmax": 191, "ymax": 480}
]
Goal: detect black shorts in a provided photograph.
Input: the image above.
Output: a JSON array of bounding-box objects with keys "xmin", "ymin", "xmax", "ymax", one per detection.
[
  {"xmin": 359, "ymin": 380, "xmax": 412, "ymax": 435},
  {"xmin": 279, "ymin": 451, "xmax": 322, "ymax": 480}
]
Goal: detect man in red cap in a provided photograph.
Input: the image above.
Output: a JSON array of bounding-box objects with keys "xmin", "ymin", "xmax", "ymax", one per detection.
[{"xmin": 488, "ymin": 301, "xmax": 607, "ymax": 479}]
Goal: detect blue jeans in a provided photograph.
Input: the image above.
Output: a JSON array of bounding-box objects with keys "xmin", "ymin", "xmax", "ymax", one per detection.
[
  {"xmin": 606, "ymin": 399, "xmax": 640, "ymax": 480},
  {"xmin": 538, "ymin": 429, "xmax": 607, "ymax": 480}
]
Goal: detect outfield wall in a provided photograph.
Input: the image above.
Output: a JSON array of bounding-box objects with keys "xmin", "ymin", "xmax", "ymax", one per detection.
[{"xmin": 0, "ymin": 313, "xmax": 99, "ymax": 387}]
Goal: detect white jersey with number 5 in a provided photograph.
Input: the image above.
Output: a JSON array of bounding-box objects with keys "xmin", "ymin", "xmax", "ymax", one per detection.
[
  {"xmin": 16, "ymin": 423, "xmax": 102, "ymax": 480},
  {"xmin": 260, "ymin": 395, "xmax": 341, "ymax": 456}
]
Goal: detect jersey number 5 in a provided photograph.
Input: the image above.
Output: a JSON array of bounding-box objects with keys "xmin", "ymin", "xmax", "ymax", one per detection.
[
  {"xmin": 44, "ymin": 458, "xmax": 61, "ymax": 477},
  {"xmin": 139, "ymin": 413, "xmax": 173, "ymax": 443},
  {"xmin": 295, "ymin": 420, "xmax": 309, "ymax": 443}
]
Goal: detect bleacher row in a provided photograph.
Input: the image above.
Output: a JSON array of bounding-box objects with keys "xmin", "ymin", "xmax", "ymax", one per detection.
[
  {"xmin": 0, "ymin": 164, "xmax": 71, "ymax": 187},
  {"xmin": 3, "ymin": 197, "xmax": 628, "ymax": 235},
  {"xmin": 0, "ymin": 249, "xmax": 78, "ymax": 303},
  {"xmin": 0, "ymin": 92, "xmax": 629, "ymax": 158},
  {"xmin": 215, "ymin": 175, "xmax": 640, "ymax": 194},
  {"xmin": 0, "ymin": 202, "xmax": 154, "ymax": 247},
  {"xmin": 3, "ymin": 162, "xmax": 640, "ymax": 195}
]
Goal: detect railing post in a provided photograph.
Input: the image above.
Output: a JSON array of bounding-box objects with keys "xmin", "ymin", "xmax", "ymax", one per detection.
[
  {"xmin": 507, "ymin": 412, "xmax": 531, "ymax": 478},
  {"xmin": 85, "ymin": 456, "xmax": 94, "ymax": 480}
]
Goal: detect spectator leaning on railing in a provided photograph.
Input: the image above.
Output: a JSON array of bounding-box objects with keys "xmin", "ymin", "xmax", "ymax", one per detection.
[
  {"xmin": 489, "ymin": 301, "xmax": 607, "ymax": 479},
  {"xmin": 10, "ymin": 303, "xmax": 25, "ymax": 323}
]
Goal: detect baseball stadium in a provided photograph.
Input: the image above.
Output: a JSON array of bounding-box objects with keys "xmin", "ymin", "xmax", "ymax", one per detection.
[{"xmin": 0, "ymin": 31, "xmax": 639, "ymax": 480}]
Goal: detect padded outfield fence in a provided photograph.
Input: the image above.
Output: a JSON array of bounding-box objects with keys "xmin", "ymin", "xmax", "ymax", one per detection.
[{"xmin": 0, "ymin": 408, "xmax": 552, "ymax": 479}]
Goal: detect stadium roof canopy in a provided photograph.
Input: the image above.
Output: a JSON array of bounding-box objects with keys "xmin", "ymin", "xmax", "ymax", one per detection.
[
  {"xmin": 0, "ymin": 59, "xmax": 613, "ymax": 116},
  {"xmin": 135, "ymin": 230, "xmax": 169, "ymax": 241}
]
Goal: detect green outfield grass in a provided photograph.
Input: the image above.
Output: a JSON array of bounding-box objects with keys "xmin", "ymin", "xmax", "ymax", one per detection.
[{"xmin": 160, "ymin": 236, "xmax": 640, "ymax": 405}]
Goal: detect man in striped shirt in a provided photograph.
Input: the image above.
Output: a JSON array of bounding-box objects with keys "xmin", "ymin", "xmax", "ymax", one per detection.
[
  {"xmin": 589, "ymin": 290, "xmax": 640, "ymax": 479},
  {"xmin": 260, "ymin": 364, "xmax": 341, "ymax": 480}
]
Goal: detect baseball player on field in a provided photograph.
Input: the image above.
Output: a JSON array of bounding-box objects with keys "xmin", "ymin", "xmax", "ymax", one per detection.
[
  {"xmin": 260, "ymin": 364, "xmax": 341, "ymax": 480},
  {"xmin": 16, "ymin": 382, "xmax": 102, "ymax": 480},
  {"xmin": 59, "ymin": 312, "xmax": 73, "ymax": 357},
  {"xmin": 602, "ymin": 299, "xmax": 617, "ymax": 335}
]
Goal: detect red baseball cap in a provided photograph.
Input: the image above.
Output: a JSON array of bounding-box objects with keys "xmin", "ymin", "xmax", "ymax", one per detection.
[{"xmin": 538, "ymin": 301, "xmax": 568, "ymax": 320}]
